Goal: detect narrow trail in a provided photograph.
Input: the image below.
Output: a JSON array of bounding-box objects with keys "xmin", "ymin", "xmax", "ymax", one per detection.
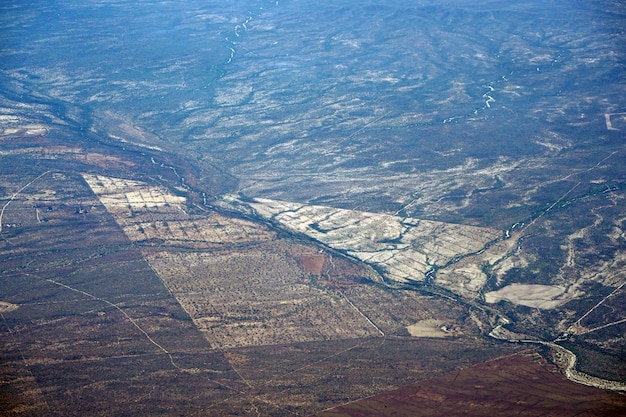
[
  {"xmin": 581, "ymin": 318, "xmax": 626, "ymax": 335},
  {"xmin": 499, "ymin": 151, "xmax": 621, "ymax": 252},
  {"xmin": 19, "ymin": 273, "xmax": 244, "ymax": 394},
  {"xmin": 567, "ymin": 280, "xmax": 626, "ymax": 335},
  {"xmin": 33, "ymin": 267, "xmax": 295, "ymax": 416},
  {"xmin": 337, "ymin": 290, "xmax": 385, "ymax": 336},
  {"xmin": 41, "ymin": 276, "xmax": 181, "ymax": 369}
]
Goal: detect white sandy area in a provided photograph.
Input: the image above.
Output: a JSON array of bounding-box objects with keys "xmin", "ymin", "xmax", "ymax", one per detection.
[
  {"xmin": 406, "ymin": 319, "xmax": 450, "ymax": 338},
  {"xmin": 0, "ymin": 301, "xmax": 19, "ymax": 313},
  {"xmin": 484, "ymin": 283, "xmax": 577, "ymax": 309}
]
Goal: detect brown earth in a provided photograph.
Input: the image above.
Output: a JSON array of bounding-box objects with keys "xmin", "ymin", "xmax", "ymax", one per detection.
[
  {"xmin": 298, "ymin": 253, "xmax": 327, "ymax": 276},
  {"xmin": 316, "ymin": 351, "xmax": 626, "ymax": 417}
]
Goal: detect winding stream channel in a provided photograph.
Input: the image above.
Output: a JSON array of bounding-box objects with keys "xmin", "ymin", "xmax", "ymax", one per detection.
[{"xmin": 489, "ymin": 323, "xmax": 626, "ymax": 392}]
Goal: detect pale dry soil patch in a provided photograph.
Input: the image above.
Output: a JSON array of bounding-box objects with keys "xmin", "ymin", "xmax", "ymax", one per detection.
[
  {"xmin": 484, "ymin": 284, "xmax": 578, "ymax": 309},
  {"xmin": 0, "ymin": 301, "xmax": 19, "ymax": 313},
  {"xmin": 406, "ymin": 319, "xmax": 454, "ymax": 338},
  {"xmin": 83, "ymin": 174, "xmax": 186, "ymax": 219},
  {"xmin": 83, "ymin": 174, "xmax": 382, "ymax": 348}
]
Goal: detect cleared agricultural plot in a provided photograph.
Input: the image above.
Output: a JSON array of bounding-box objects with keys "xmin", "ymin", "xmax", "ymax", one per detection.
[
  {"xmin": 146, "ymin": 248, "xmax": 382, "ymax": 348},
  {"xmin": 82, "ymin": 174, "xmax": 626, "ymax": 389},
  {"xmin": 0, "ymin": 163, "xmax": 523, "ymax": 416},
  {"xmin": 125, "ymin": 215, "xmax": 275, "ymax": 249},
  {"xmin": 83, "ymin": 174, "xmax": 275, "ymax": 246},
  {"xmin": 83, "ymin": 174, "xmax": 482, "ymax": 349},
  {"xmin": 7, "ymin": 161, "xmax": 624, "ymax": 414},
  {"xmin": 83, "ymin": 174, "xmax": 385, "ymax": 348},
  {"xmin": 82, "ymin": 174, "xmax": 186, "ymax": 218}
]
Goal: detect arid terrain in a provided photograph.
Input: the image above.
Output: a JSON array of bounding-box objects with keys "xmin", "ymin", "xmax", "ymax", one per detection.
[
  {"xmin": 2, "ymin": 127, "xmax": 625, "ymax": 415},
  {"xmin": 316, "ymin": 352, "xmax": 626, "ymax": 416},
  {"xmin": 0, "ymin": 137, "xmax": 526, "ymax": 415},
  {"xmin": 2, "ymin": 0, "xmax": 626, "ymax": 415}
]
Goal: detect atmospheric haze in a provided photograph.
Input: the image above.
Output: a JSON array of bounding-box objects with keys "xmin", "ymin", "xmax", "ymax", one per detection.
[{"xmin": 1, "ymin": 0, "xmax": 626, "ymax": 415}]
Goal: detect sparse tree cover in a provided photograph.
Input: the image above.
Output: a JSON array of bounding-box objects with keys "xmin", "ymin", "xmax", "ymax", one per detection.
[{"xmin": 2, "ymin": 0, "xmax": 626, "ymax": 415}]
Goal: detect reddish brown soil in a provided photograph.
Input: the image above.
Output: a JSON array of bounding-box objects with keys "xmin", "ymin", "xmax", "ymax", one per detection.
[
  {"xmin": 299, "ymin": 254, "xmax": 326, "ymax": 276},
  {"xmin": 316, "ymin": 352, "xmax": 626, "ymax": 417}
]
